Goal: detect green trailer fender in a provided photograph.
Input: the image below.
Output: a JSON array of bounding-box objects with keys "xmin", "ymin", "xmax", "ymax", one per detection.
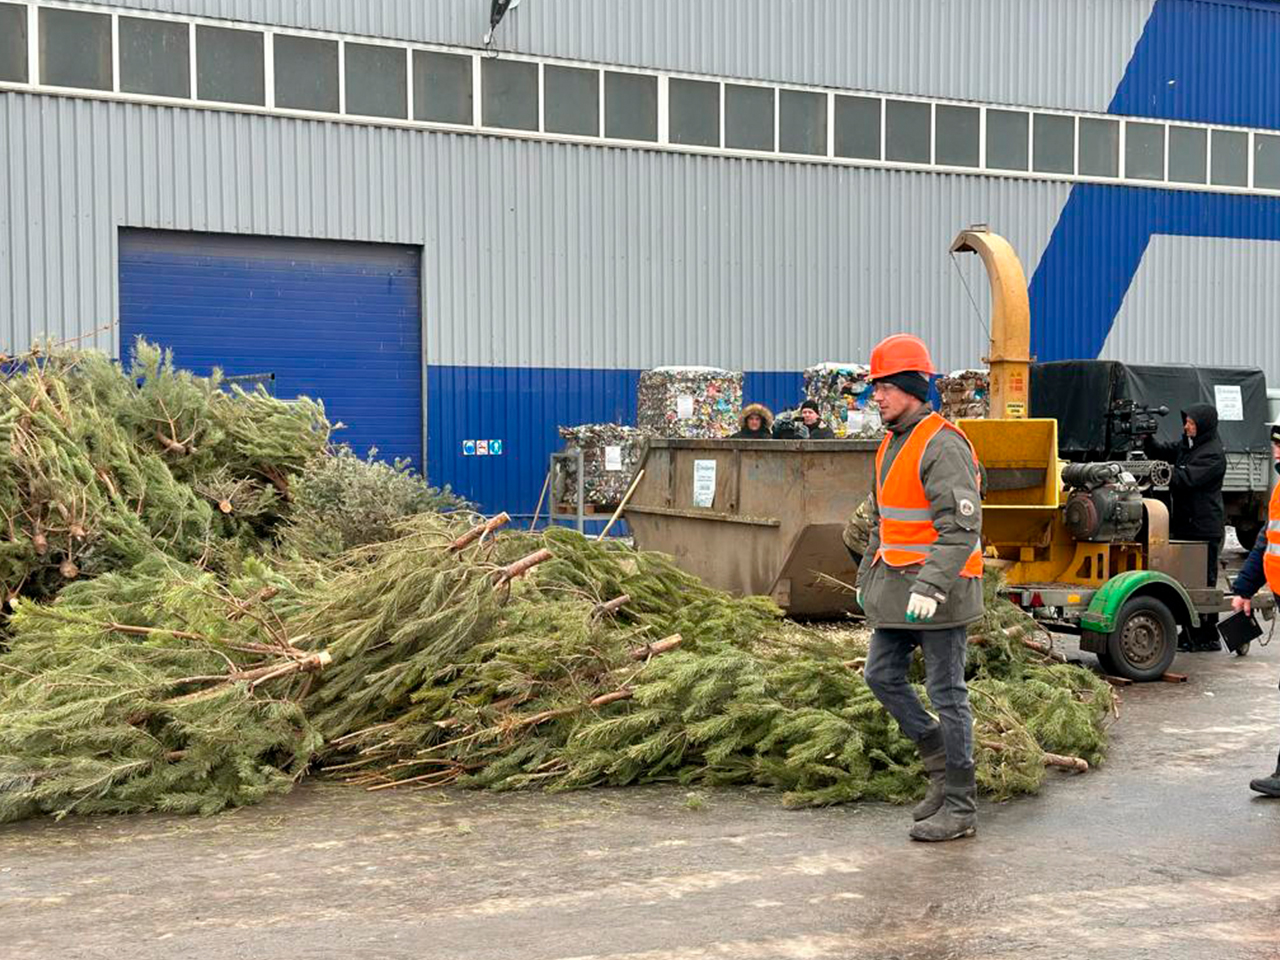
[{"xmin": 1079, "ymin": 570, "xmax": 1198, "ymax": 634}]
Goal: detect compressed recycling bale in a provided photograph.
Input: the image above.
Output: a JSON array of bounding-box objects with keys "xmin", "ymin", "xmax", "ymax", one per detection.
[
  {"xmin": 556, "ymin": 424, "xmax": 646, "ymax": 506},
  {"xmin": 803, "ymin": 363, "xmax": 882, "ymax": 439},
  {"xmin": 937, "ymin": 369, "xmax": 990, "ymax": 421},
  {"xmin": 637, "ymin": 367, "xmax": 741, "ymax": 439}
]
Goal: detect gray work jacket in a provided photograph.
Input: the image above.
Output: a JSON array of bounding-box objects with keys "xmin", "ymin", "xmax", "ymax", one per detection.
[{"xmin": 856, "ymin": 405, "xmax": 985, "ymax": 630}]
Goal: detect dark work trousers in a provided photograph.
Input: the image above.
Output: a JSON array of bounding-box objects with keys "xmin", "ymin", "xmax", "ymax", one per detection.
[
  {"xmin": 1205, "ymin": 536, "xmax": 1223, "ymax": 589},
  {"xmin": 864, "ymin": 626, "xmax": 974, "ymax": 772},
  {"xmin": 1197, "ymin": 536, "xmax": 1225, "ymax": 638}
]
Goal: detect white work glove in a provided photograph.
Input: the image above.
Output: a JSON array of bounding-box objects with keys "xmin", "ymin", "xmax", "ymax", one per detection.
[
  {"xmin": 905, "ymin": 593, "xmax": 939, "ymax": 623},
  {"xmin": 1231, "ymin": 595, "xmax": 1253, "ymax": 616},
  {"xmin": 856, "ymin": 588, "xmax": 863, "ymax": 607}
]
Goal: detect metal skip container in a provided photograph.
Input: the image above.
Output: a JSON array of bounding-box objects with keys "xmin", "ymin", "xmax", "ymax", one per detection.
[{"xmin": 624, "ymin": 438, "xmax": 878, "ymax": 616}]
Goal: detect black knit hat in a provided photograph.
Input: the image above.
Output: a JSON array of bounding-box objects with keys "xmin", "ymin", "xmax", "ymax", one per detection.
[
  {"xmin": 874, "ymin": 370, "xmax": 931, "ymax": 402},
  {"xmin": 800, "ymin": 400, "xmax": 820, "ymax": 414}
]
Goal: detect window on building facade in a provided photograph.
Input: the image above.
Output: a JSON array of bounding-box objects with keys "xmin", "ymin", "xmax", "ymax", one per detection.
[
  {"xmin": 1125, "ymin": 121, "xmax": 1164, "ymax": 180},
  {"xmin": 40, "ymin": 7, "xmax": 111, "ymax": 91},
  {"xmin": 1211, "ymin": 129, "xmax": 1248, "ymax": 187},
  {"xmin": 414, "ymin": 51, "xmax": 473, "ymax": 125},
  {"xmin": 1254, "ymin": 134, "xmax": 1280, "ymax": 189},
  {"xmin": 543, "ymin": 64, "xmax": 598, "ymax": 136},
  {"xmin": 885, "ymin": 99, "xmax": 930, "ymax": 163},
  {"xmin": 834, "ymin": 95, "xmax": 881, "ymax": 160},
  {"xmin": 779, "ymin": 89, "xmax": 825, "ymax": 155},
  {"xmin": 935, "ymin": 104, "xmax": 979, "ymax": 167},
  {"xmin": 986, "ymin": 109, "xmax": 1029, "ymax": 171},
  {"xmin": 481, "ymin": 57, "xmax": 537, "ymax": 130},
  {"xmin": 1033, "ymin": 113, "xmax": 1074, "ymax": 174},
  {"xmin": 345, "ymin": 42, "xmax": 407, "ymax": 119},
  {"xmin": 1168, "ymin": 125, "xmax": 1207, "ymax": 184},
  {"xmin": 273, "ymin": 34, "xmax": 339, "ymax": 113},
  {"xmin": 604, "ymin": 71, "xmax": 657, "ymax": 142},
  {"xmin": 18, "ymin": 3, "xmax": 1280, "ymax": 203},
  {"xmin": 120, "ymin": 17, "xmax": 190, "ymax": 99},
  {"xmin": 669, "ymin": 78, "xmax": 719, "ymax": 147},
  {"xmin": 1078, "ymin": 117, "xmax": 1119, "ymax": 177},
  {"xmin": 0, "ymin": 3, "xmax": 28, "ymax": 84},
  {"xmin": 724, "ymin": 83, "xmax": 774, "ymax": 151},
  {"xmin": 196, "ymin": 25, "xmax": 264, "ymax": 105}
]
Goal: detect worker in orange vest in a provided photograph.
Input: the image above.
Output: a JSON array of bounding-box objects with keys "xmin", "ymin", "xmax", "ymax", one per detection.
[
  {"xmin": 857, "ymin": 334, "xmax": 985, "ymax": 842},
  {"xmin": 1230, "ymin": 417, "xmax": 1280, "ymax": 797}
]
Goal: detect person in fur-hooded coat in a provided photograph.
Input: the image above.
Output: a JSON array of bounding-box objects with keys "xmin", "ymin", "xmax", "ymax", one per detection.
[{"xmin": 731, "ymin": 403, "xmax": 774, "ymax": 439}]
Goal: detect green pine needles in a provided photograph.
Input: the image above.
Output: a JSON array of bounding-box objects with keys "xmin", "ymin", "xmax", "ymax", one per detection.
[{"xmin": 0, "ymin": 342, "xmax": 1116, "ymax": 824}]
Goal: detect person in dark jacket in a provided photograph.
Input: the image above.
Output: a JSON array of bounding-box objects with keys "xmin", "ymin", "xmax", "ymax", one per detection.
[
  {"xmin": 731, "ymin": 403, "xmax": 774, "ymax": 439},
  {"xmin": 799, "ymin": 400, "xmax": 836, "ymax": 439},
  {"xmin": 1230, "ymin": 419, "xmax": 1280, "ymax": 796},
  {"xmin": 1145, "ymin": 402, "xmax": 1227, "ymax": 650}
]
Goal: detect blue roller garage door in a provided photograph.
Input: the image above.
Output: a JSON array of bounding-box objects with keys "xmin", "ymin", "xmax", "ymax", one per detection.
[{"xmin": 118, "ymin": 229, "xmax": 422, "ymax": 467}]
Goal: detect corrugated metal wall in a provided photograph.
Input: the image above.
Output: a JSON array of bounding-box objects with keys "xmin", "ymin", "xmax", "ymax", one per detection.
[
  {"xmin": 99, "ymin": 0, "xmax": 1154, "ymax": 113},
  {"xmin": 7, "ymin": 0, "xmax": 1280, "ymax": 512},
  {"xmin": 1103, "ymin": 234, "xmax": 1280, "ymax": 366},
  {"xmin": 0, "ymin": 91, "xmax": 1071, "ymax": 370}
]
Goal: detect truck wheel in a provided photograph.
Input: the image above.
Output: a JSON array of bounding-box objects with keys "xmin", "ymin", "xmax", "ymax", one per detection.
[
  {"xmin": 1105, "ymin": 596, "xmax": 1178, "ymax": 682},
  {"xmin": 1235, "ymin": 522, "xmax": 1263, "ymax": 552},
  {"xmin": 1094, "ymin": 648, "xmax": 1118, "ymax": 675}
]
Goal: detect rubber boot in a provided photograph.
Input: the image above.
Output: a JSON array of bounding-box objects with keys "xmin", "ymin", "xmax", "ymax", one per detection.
[
  {"xmin": 910, "ymin": 767, "xmax": 977, "ymax": 842},
  {"xmin": 912, "ymin": 727, "xmax": 947, "ymax": 822},
  {"xmin": 1249, "ymin": 751, "xmax": 1280, "ymax": 797},
  {"xmin": 1191, "ymin": 617, "xmax": 1222, "ymax": 652}
]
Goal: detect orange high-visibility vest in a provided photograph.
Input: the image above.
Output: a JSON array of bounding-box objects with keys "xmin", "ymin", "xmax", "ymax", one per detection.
[
  {"xmin": 1265, "ymin": 482, "xmax": 1280, "ymax": 595},
  {"xmin": 874, "ymin": 412, "xmax": 984, "ymax": 578}
]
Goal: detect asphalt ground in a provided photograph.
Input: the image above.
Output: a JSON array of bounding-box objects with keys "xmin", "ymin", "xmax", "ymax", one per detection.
[{"xmin": 3, "ymin": 546, "xmax": 1279, "ymax": 960}]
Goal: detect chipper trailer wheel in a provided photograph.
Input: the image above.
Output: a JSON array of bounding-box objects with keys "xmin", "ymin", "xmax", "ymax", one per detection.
[{"xmin": 1105, "ymin": 595, "xmax": 1178, "ymax": 682}]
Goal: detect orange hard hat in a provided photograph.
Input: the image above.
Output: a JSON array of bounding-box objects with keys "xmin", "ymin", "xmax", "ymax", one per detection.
[{"xmin": 869, "ymin": 334, "xmax": 936, "ymax": 380}]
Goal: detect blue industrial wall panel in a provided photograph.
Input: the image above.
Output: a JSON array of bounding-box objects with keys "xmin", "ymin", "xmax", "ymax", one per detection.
[
  {"xmin": 1029, "ymin": 0, "xmax": 1280, "ymax": 362},
  {"xmin": 427, "ymin": 366, "xmax": 805, "ymax": 516},
  {"xmin": 1031, "ymin": 186, "xmax": 1280, "ymax": 363},
  {"xmin": 118, "ymin": 230, "xmax": 423, "ymax": 467},
  {"xmin": 1110, "ymin": 0, "xmax": 1280, "ymax": 131}
]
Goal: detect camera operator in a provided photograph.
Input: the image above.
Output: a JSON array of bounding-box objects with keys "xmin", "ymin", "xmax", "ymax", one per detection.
[
  {"xmin": 1230, "ymin": 419, "xmax": 1280, "ymax": 796},
  {"xmin": 1145, "ymin": 403, "xmax": 1227, "ymax": 650}
]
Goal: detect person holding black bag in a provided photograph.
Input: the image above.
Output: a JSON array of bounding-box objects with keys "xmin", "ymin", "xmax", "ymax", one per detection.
[{"xmin": 1229, "ymin": 419, "xmax": 1280, "ymax": 796}]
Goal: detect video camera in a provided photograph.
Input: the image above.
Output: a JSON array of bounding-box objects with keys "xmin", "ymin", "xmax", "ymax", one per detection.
[{"xmin": 1105, "ymin": 399, "xmax": 1169, "ymax": 458}]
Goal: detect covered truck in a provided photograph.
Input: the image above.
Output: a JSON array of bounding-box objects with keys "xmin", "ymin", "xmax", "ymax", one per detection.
[{"xmin": 1030, "ymin": 361, "xmax": 1274, "ymax": 548}]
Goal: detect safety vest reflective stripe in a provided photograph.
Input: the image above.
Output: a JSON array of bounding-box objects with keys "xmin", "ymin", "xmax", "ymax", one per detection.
[
  {"xmin": 1264, "ymin": 484, "xmax": 1280, "ymax": 595},
  {"xmin": 874, "ymin": 412, "xmax": 982, "ymax": 579},
  {"xmin": 879, "ymin": 505, "xmax": 935, "ymax": 522},
  {"xmin": 879, "ymin": 539, "xmax": 982, "ymax": 555}
]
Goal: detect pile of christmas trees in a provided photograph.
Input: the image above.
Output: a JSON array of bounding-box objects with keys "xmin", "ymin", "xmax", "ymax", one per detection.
[
  {"xmin": 0, "ymin": 340, "xmax": 328, "ymax": 605},
  {"xmin": 0, "ymin": 342, "xmax": 1116, "ymax": 824}
]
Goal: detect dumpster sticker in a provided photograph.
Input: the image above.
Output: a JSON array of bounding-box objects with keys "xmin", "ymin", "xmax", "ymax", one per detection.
[
  {"xmin": 604, "ymin": 445, "xmax": 623, "ymax": 471},
  {"xmin": 1213, "ymin": 385, "xmax": 1243, "ymax": 421},
  {"xmin": 693, "ymin": 459, "xmax": 717, "ymax": 508}
]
